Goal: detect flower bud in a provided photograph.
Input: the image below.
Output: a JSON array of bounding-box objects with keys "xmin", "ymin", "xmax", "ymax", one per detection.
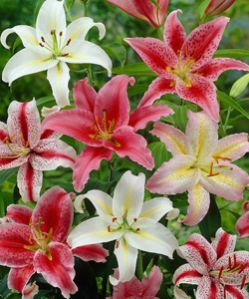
[
  {"xmin": 205, "ymin": 0, "xmax": 236, "ymax": 17},
  {"xmin": 230, "ymin": 73, "xmax": 249, "ymax": 98}
]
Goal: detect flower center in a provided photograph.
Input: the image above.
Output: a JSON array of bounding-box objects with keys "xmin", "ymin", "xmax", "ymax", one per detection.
[
  {"xmin": 107, "ymin": 217, "xmax": 140, "ymax": 235},
  {"xmin": 167, "ymin": 59, "xmax": 195, "ymax": 87},
  {"xmin": 4, "ymin": 136, "xmax": 30, "ymax": 158}
]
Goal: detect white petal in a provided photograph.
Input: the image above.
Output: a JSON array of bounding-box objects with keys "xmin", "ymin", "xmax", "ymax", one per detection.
[
  {"xmin": 41, "ymin": 105, "xmax": 61, "ymax": 118},
  {"xmin": 140, "ymin": 197, "xmax": 173, "ymax": 222},
  {"xmin": 2, "ymin": 49, "xmax": 57, "ymax": 85},
  {"xmin": 112, "ymin": 238, "xmax": 138, "ymax": 284},
  {"xmin": 112, "ymin": 171, "xmax": 145, "ymax": 224},
  {"xmin": 67, "ymin": 217, "xmax": 122, "ymax": 249},
  {"xmin": 125, "ymin": 223, "xmax": 178, "ymax": 258},
  {"xmin": 65, "ymin": 17, "xmax": 106, "ymax": 44},
  {"xmin": 47, "ymin": 62, "xmax": 70, "ymax": 107},
  {"xmin": 59, "ymin": 40, "xmax": 112, "ymax": 76}
]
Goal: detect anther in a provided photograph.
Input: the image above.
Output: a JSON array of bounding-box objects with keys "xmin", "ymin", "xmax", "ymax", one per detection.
[
  {"xmin": 39, "ymin": 43, "xmax": 44, "ymax": 47},
  {"xmin": 107, "ymin": 225, "xmax": 111, "ymax": 233},
  {"xmin": 136, "ymin": 228, "xmax": 140, "ymax": 232},
  {"xmin": 41, "ymin": 36, "xmax": 45, "ymax": 43},
  {"xmin": 61, "ymin": 53, "xmax": 69, "ymax": 57},
  {"xmin": 66, "ymin": 38, "xmax": 72, "ymax": 46},
  {"xmin": 134, "ymin": 218, "xmax": 137, "ymax": 222},
  {"xmin": 228, "ymin": 256, "xmax": 232, "ymax": 269},
  {"xmin": 50, "ymin": 29, "xmax": 56, "ymax": 35},
  {"xmin": 59, "ymin": 31, "xmax": 63, "ymax": 36},
  {"xmin": 112, "ymin": 217, "xmax": 117, "ymax": 222},
  {"xmin": 115, "ymin": 240, "xmax": 119, "ymax": 249}
]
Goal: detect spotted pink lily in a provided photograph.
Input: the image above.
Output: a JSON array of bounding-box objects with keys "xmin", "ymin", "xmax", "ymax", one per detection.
[
  {"xmin": 173, "ymin": 228, "xmax": 249, "ymax": 299},
  {"xmin": 125, "ymin": 10, "xmax": 249, "ymax": 122},
  {"xmin": 147, "ymin": 111, "xmax": 249, "ymax": 226},
  {"xmin": 205, "ymin": 0, "xmax": 236, "ymax": 17},
  {"xmin": 0, "ymin": 100, "xmax": 76, "ymax": 202},
  {"xmin": 42, "ymin": 75, "xmax": 173, "ymax": 192},
  {"xmin": 236, "ymin": 201, "xmax": 249, "ymax": 239},
  {"xmin": 106, "ymin": 266, "xmax": 163, "ymax": 299},
  {"xmin": 107, "ymin": 0, "xmax": 168, "ymax": 27},
  {"xmin": 0, "ymin": 186, "xmax": 108, "ymax": 299}
]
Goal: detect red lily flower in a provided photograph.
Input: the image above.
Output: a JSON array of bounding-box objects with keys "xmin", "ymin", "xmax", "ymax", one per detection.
[
  {"xmin": 125, "ymin": 10, "xmax": 249, "ymax": 122},
  {"xmin": 173, "ymin": 228, "xmax": 249, "ymax": 298},
  {"xmin": 0, "ymin": 100, "xmax": 76, "ymax": 202},
  {"xmin": 236, "ymin": 201, "xmax": 249, "ymax": 239},
  {"xmin": 205, "ymin": 0, "xmax": 236, "ymax": 17},
  {"xmin": 107, "ymin": 0, "xmax": 168, "ymax": 27},
  {"xmin": 0, "ymin": 186, "xmax": 108, "ymax": 299},
  {"xmin": 43, "ymin": 75, "xmax": 173, "ymax": 192}
]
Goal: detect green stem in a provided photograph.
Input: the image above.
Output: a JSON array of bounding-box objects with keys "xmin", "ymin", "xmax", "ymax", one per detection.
[{"xmin": 137, "ymin": 253, "xmax": 144, "ymax": 280}]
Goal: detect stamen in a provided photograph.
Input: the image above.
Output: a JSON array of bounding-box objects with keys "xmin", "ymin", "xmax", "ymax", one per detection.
[
  {"xmin": 61, "ymin": 53, "xmax": 69, "ymax": 57},
  {"xmin": 241, "ymin": 275, "xmax": 246, "ymax": 289},
  {"xmin": 112, "ymin": 217, "xmax": 117, "ymax": 222},
  {"xmin": 59, "ymin": 31, "xmax": 63, "ymax": 36},
  {"xmin": 39, "ymin": 43, "xmax": 44, "ymax": 47},
  {"xmin": 207, "ymin": 162, "xmax": 220, "ymax": 177},
  {"xmin": 66, "ymin": 38, "xmax": 72, "ymax": 46},
  {"xmin": 50, "ymin": 29, "xmax": 56, "ymax": 35},
  {"xmin": 41, "ymin": 36, "xmax": 45, "ymax": 43},
  {"xmin": 233, "ymin": 254, "xmax": 237, "ymax": 267},
  {"xmin": 136, "ymin": 228, "xmax": 140, "ymax": 232},
  {"xmin": 115, "ymin": 240, "xmax": 119, "ymax": 249},
  {"xmin": 218, "ymin": 266, "xmax": 223, "ymax": 281},
  {"xmin": 107, "ymin": 225, "xmax": 111, "ymax": 233},
  {"xmin": 228, "ymin": 256, "xmax": 232, "ymax": 269},
  {"xmin": 133, "ymin": 218, "xmax": 137, "ymax": 222}
]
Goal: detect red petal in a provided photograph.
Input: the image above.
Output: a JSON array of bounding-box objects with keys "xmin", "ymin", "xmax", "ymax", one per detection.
[
  {"xmin": 211, "ymin": 228, "xmax": 236, "ymax": 259},
  {"xmin": 72, "ymin": 244, "xmax": 108, "ymax": 262},
  {"xmin": 142, "ymin": 266, "xmax": 163, "ymax": 296},
  {"xmin": 236, "ymin": 209, "xmax": 249, "ymax": 239},
  {"xmin": 34, "ymin": 242, "xmax": 77, "ymax": 298},
  {"xmin": 0, "ymin": 144, "xmax": 28, "ymax": 170},
  {"xmin": 196, "ymin": 277, "xmax": 223, "ymax": 299},
  {"xmin": 173, "ymin": 263, "xmax": 202, "ymax": 285},
  {"xmin": 8, "ymin": 265, "xmax": 35, "ymax": 293},
  {"xmin": 32, "ymin": 187, "xmax": 73, "ymax": 243},
  {"xmin": 0, "ymin": 122, "xmax": 8, "ymax": 143},
  {"xmin": 73, "ymin": 146, "xmax": 112, "ymax": 192},
  {"xmin": 6, "ymin": 205, "xmax": 33, "ymax": 225},
  {"xmin": 73, "ymin": 78, "xmax": 97, "ymax": 112},
  {"xmin": 225, "ymin": 285, "xmax": 248, "ymax": 299}
]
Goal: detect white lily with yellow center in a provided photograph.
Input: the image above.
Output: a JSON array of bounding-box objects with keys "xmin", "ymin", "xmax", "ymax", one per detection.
[
  {"xmin": 147, "ymin": 111, "xmax": 249, "ymax": 226},
  {"xmin": 1, "ymin": 0, "xmax": 112, "ymax": 108},
  {"xmin": 67, "ymin": 171, "xmax": 178, "ymax": 284}
]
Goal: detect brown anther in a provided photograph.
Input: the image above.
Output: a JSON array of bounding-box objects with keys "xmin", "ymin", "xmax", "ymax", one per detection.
[
  {"xmin": 59, "ymin": 31, "xmax": 63, "ymax": 36},
  {"xmin": 115, "ymin": 240, "xmax": 119, "ymax": 249},
  {"xmin": 241, "ymin": 275, "xmax": 246, "ymax": 289},
  {"xmin": 112, "ymin": 217, "xmax": 117, "ymax": 222},
  {"xmin": 207, "ymin": 162, "xmax": 220, "ymax": 177},
  {"xmin": 39, "ymin": 43, "xmax": 44, "ymax": 47},
  {"xmin": 41, "ymin": 36, "xmax": 45, "ymax": 43},
  {"xmin": 107, "ymin": 225, "xmax": 111, "ymax": 233},
  {"xmin": 136, "ymin": 228, "xmax": 140, "ymax": 232},
  {"xmin": 50, "ymin": 29, "xmax": 56, "ymax": 35},
  {"xmin": 61, "ymin": 53, "xmax": 69, "ymax": 57},
  {"xmin": 66, "ymin": 38, "xmax": 72, "ymax": 46},
  {"xmin": 133, "ymin": 218, "xmax": 137, "ymax": 222}
]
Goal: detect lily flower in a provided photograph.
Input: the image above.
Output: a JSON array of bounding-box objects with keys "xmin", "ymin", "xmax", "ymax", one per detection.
[
  {"xmin": 106, "ymin": 266, "xmax": 163, "ymax": 299},
  {"xmin": 125, "ymin": 10, "xmax": 249, "ymax": 122},
  {"xmin": 147, "ymin": 111, "xmax": 249, "ymax": 226},
  {"xmin": 0, "ymin": 99, "xmax": 76, "ymax": 202},
  {"xmin": 1, "ymin": 0, "xmax": 112, "ymax": 108},
  {"xmin": 0, "ymin": 186, "xmax": 108, "ymax": 299},
  {"xmin": 67, "ymin": 171, "xmax": 178, "ymax": 284},
  {"xmin": 236, "ymin": 201, "xmax": 249, "ymax": 238},
  {"xmin": 173, "ymin": 228, "xmax": 249, "ymax": 299},
  {"xmin": 107, "ymin": 0, "xmax": 168, "ymax": 27},
  {"xmin": 205, "ymin": 0, "xmax": 236, "ymax": 17},
  {"xmin": 42, "ymin": 75, "xmax": 173, "ymax": 192}
]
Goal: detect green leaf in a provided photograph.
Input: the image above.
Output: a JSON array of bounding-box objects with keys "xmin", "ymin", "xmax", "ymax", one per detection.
[
  {"xmin": 214, "ymin": 49, "xmax": 249, "ymax": 58},
  {"xmin": 149, "ymin": 142, "xmax": 171, "ymax": 168},
  {"xmin": 199, "ymin": 196, "xmax": 221, "ymax": 242},
  {"xmin": 218, "ymin": 90, "xmax": 249, "ymax": 119},
  {"xmin": 0, "ymin": 169, "xmax": 17, "ymax": 185},
  {"xmin": 102, "ymin": 44, "xmax": 127, "ymax": 67},
  {"xmin": 112, "ymin": 63, "xmax": 155, "ymax": 76}
]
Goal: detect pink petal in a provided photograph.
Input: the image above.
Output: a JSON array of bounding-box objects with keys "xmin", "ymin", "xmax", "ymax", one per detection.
[
  {"xmin": 173, "ymin": 263, "xmax": 202, "ymax": 285},
  {"xmin": 178, "ymin": 234, "xmax": 217, "ymax": 275},
  {"xmin": 181, "ymin": 17, "xmax": 229, "ymax": 69},
  {"xmin": 110, "ymin": 275, "xmax": 143, "ymax": 299},
  {"xmin": 0, "ymin": 144, "xmax": 28, "ymax": 170},
  {"xmin": 176, "ymin": 75, "xmax": 219, "ymax": 122},
  {"xmin": 0, "ymin": 223, "xmax": 34, "ymax": 267},
  {"xmin": 236, "ymin": 203, "xmax": 249, "ymax": 239},
  {"xmin": 6, "ymin": 205, "xmax": 33, "ymax": 225},
  {"xmin": 224, "ymin": 285, "xmax": 249, "ymax": 299},
  {"xmin": 30, "ymin": 139, "xmax": 76, "ymax": 170},
  {"xmin": 211, "ymin": 228, "xmax": 236, "ymax": 258},
  {"xmin": 107, "ymin": 126, "xmax": 154, "ymax": 170},
  {"xmin": 17, "ymin": 162, "xmax": 43, "ymax": 202},
  {"xmin": 0, "ymin": 122, "xmax": 8, "ymax": 143},
  {"xmin": 73, "ymin": 146, "xmax": 112, "ymax": 192},
  {"xmin": 213, "ymin": 133, "xmax": 249, "ymax": 162},
  {"xmin": 196, "ymin": 276, "xmax": 223, "ymax": 299},
  {"xmin": 150, "ymin": 122, "xmax": 187, "ymax": 156},
  {"xmin": 73, "ymin": 78, "xmax": 97, "ymax": 112},
  {"xmin": 8, "ymin": 265, "xmax": 35, "ymax": 294},
  {"xmin": 146, "ymin": 155, "xmax": 198, "ymax": 194},
  {"xmin": 72, "ymin": 244, "xmax": 108, "ymax": 262},
  {"xmin": 34, "ymin": 242, "xmax": 78, "ymax": 298},
  {"xmin": 129, "ymin": 105, "xmax": 173, "ymax": 131},
  {"xmin": 183, "ymin": 184, "xmax": 210, "ymax": 226},
  {"xmin": 32, "ymin": 187, "xmax": 73, "ymax": 243},
  {"xmin": 22, "ymin": 283, "xmax": 39, "ymax": 299},
  {"xmin": 195, "ymin": 58, "xmax": 249, "ymax": 81},
  {"xmin": 7, "ymin": 100, "xmax": 41, "ymax": 149},
  {"xmin": 138, "ymin": 77, "xmax": 176, "ymax": 108},
  {"xmin": 142, "ymin": 266, "xmax": 163, "ymax": 296},
  {"xmin": 125, "ymin": 38, "xmax": 177, "ymax": 75},
  {"xmin": 164, "ymin": 10, "xmax": 186, "ymax": 55}
]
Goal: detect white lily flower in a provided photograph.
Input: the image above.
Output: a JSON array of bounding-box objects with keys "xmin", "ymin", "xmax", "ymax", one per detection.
[
  {"xmin": 67, "ymin": 171, "xmax": 178, "ymax": 284},
  {"xmin": 1, "ymin": 0, "xmax": 112, "ymax": 108}
]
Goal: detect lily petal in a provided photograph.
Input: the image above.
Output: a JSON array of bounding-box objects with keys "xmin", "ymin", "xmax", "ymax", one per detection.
[
  {"xmin": 125, "ymin": 37, "xmax": 177, "ymax": 75},
  {"xmin": 142, "ymin": 265, "xmax": 163, "ymax": 296},
  {"xmin": 211, "ymin": 228, "xmax": 237, "ymax": 258},
  {"xmin": 0, "ymin": 144, "xmax": 28, "ymax": 170},
  {"xmin": 236, "ymin": 202, "xmax": 249, "ymax": 239},
  {"xmin": 67, "ymin": 217, "xmax": 122, "ymax": 248},
  {"xmin": 196, "ymin": 276, "xmax": 223, "ymax": 299},
  {"xmin": 0, "ymin": 122, "xmax": 8, "ymax": 143},
  {"xmin": 73, "ymin": 78, "xmax": 97, "ymax": 112},
  {"xmin": 213, "ymin": 133, "xmax": 249, "ymax": 162},
  {"xmin": 72, "ymin": 244, "xmax": 108, "ymax": 263},
  {"xmin": 164, "ymin": 10, "xmax": 186, "ymax": 55},
  {"xmin": 17, "ymin": 162, "xmax": 43, "ymax": 202},
  {"xmin": 129, "ymin": 104, "xmax": 174, "ymax": 131},
  {"xmin": 146, "ymin": 155, "xmax": 198, "ymax": 195},
  {"xmin": 150, "ymin": 122, "xmax": 187, "ymax": 156},
  {"xmin": 47, "ymin": 62, "xmax": 70, "ymax": 107},
  {"xmin": 34, "ymin": 242, "xmax": 77, "ymax": 299},
  {"xmin": 183, "ymin": 184, "xmax": 210, "ymax": 226},
  {"xmin": 173, "ymin": 263, "xmax": 202, "ymax": 285},
  {"xmin": 73, "ymin": 146, "xmax": 112, "ymax": 192},
  {"xmin": 2, "ymin": 49, "xmax": 57, "ymax": 85},
  {"xmin": 6, "ymin": 205, "xmax": 32, "ymax": 225},
  {"xmin": 32, "ymin": 187, "xmax": 73, "ymax": 243},
  {"xmin": 225, "ymin": 285, "xmax": 249, "ymax": 299},
  {"xmin": 112, "ymin": 171, "xmax": 145, "ymax": 223}
]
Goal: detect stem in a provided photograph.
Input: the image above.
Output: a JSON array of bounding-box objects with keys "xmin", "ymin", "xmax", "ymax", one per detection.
[
  {"xmin": 222, "ymin": 106, "xmax": 232, "ymax": 136},
  {"xmin": 82, "ymin": 0, "xmax": 88, "ymax": 16},
  {"xmin": 137, "ymin": 252, "xmax": 144, "ymax": 280}
]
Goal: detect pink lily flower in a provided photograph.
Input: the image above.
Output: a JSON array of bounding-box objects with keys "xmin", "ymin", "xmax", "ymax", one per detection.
[
  {"xmin": 147, "ymin": 111, "xmax": 249, "ymax": 226},
  {"xmin": 107, "ymin": 0, "xmax": 168, "ymax": 27},
  {"xmin": 236, "ymin": 201, "xmax": 249, "ymax": 239},
  {"xmin": 0, "ymin": 186, "xmax": 108, "ymax": 299},
  {"xmin": 173, "ymin": 228, "xmax": 249, "ymax": 299},
  {"xmin": 43, "ymin": 75, "xmax": 173, "ymax": 192},
  {"xmin": 205, "ymin": 0, "xmax": 236, "ymax": 17},
  {"xmin": 107, "ymin": 266, "xmax": 163, "ymax": 299},
  {"xmin": 125, "ymin": 10, "xmax": 249, "ymax": 122},
  {"xmin": 0, "ymin": 99, "xmax": 76, "ymax": 202}
]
